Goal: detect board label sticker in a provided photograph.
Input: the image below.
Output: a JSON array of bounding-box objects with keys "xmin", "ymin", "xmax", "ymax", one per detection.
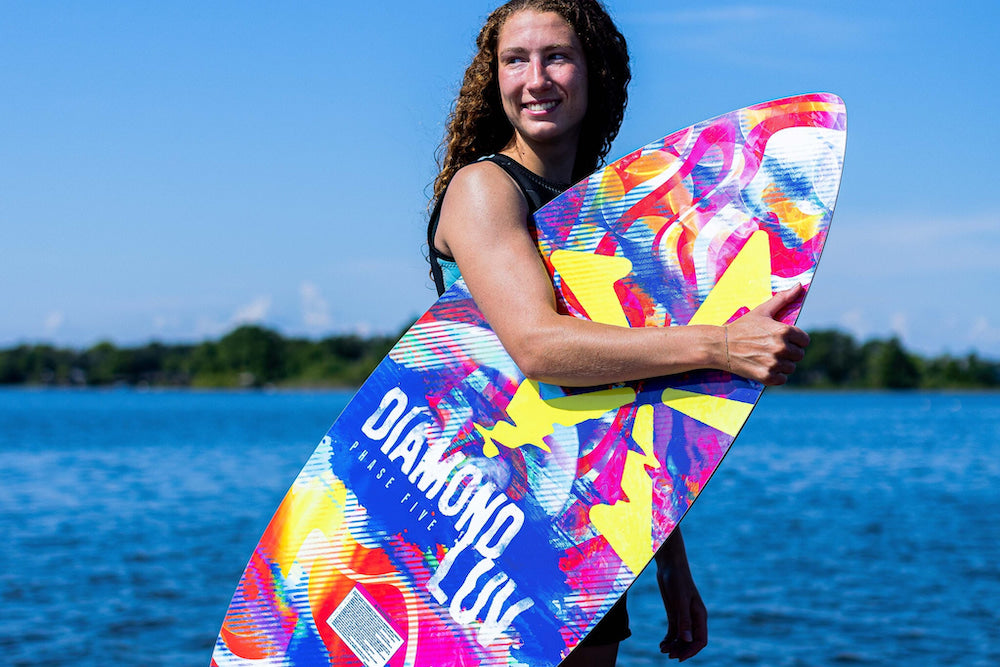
[{"xmin": 326, "ymin": 587, "xmax": 403, "ymax": 667}]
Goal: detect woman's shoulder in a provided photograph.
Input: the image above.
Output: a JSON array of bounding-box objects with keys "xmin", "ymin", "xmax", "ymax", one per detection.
[
  {"xmin": 448, "ymin": 157, "xmax": 521, "ymax": 197},
  {"xmin": 438, "ymin": 159, "xmax": 529, "ymax": 231}
]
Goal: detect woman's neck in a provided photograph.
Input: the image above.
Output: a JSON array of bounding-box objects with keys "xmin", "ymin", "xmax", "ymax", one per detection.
[{"xmin": 500, "ymin": 133, "xmax": 578, "ymax": 183}]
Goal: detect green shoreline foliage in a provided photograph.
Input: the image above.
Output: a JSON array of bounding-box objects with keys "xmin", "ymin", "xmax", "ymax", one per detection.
[
  {"xmin": 0, "ymin": 325, "xmax": 399, "ymax": 389},
  {"xmin": 0, "ymin": 326, "xmax": 997, "ymax": 390},
  {"xmin": 786, "ymin": 331, "xmax": 998, "ymax": 389}
]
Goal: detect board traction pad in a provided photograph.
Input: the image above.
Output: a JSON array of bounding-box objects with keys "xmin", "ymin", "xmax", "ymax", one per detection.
[{"xmin": 213, "ymin": 93, "xmax": 847, "ymax": 666}]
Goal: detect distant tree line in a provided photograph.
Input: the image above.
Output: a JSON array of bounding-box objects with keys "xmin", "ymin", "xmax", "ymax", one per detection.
[
  {"xmin": 0, "ymin": 325, "xmax": 399, "ymax": 388},
  {"xmin": 0, "ymin": 326, "xmax": 997, "ymax": 390},
  {"xmin": 785, "ymin": 330, "xmax": 998, "ymax": 389}
]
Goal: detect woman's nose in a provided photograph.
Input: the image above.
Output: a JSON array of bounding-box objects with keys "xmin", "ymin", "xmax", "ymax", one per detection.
[{"xmin": 526, "ymin": 59, "xmax": 551, "ymax": 90}]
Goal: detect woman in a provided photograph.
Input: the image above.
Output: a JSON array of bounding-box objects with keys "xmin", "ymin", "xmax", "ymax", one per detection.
[{"xmin": 427, "ymin": 1, "xmax": 808, "ymax": 663}]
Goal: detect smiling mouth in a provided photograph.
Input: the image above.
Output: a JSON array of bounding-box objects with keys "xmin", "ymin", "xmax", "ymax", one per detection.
[{"xmin": 524, "ymin": 100, "xmax": 560, "ymax": 112}]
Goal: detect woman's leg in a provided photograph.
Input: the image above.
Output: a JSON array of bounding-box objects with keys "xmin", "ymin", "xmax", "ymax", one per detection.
[
  {"xmin": 560, "ymin": 643, "xmax": 619, "ymax": 667},
  {"xmin": 563, "ymin": 594, "xmax": 629, "ymax": 665}
]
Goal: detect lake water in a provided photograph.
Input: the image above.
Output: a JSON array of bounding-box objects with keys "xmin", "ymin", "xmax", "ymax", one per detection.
[{"xmin": 1, "ymin": 389, "xmax": 998, "ymax": 666}]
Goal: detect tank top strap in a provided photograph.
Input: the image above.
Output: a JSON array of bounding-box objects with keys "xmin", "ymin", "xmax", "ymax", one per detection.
[{"xmin": 480, "ymin": 154, "xmax": 570, "ymax": 215}]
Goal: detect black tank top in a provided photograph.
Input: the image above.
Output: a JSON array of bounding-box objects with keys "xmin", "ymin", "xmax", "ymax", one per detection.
[{"xmin": 427, "ymin": 154, "xmax": 571, "ymax": 296}]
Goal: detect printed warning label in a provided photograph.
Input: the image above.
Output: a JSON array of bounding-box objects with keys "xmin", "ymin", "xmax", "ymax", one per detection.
[{"xmin": 327, "ymin": 586, "xmax": 403, "ymax": 667}]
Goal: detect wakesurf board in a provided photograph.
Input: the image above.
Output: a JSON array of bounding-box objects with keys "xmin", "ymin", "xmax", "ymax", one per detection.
[{"xmin": 212, "ymin": 92, "xmax": 847, "ymax": 666}]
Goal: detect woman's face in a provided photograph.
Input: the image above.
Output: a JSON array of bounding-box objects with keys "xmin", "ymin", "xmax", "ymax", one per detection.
[{"xmin": 496, "ymin": 10, "xmax": 588, "ymax": 151}]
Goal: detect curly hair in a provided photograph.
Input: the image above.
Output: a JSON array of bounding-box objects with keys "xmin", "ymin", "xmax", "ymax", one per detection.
[{"xmin": 431, "ymin": 0, "xmax": 630, "ymax": 206}]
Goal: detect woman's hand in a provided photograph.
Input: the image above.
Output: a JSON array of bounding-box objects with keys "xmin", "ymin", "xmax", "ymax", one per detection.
[
  {"xmin": 655, "ymin": 529, "xmax": 707, "ymax": 662},
  {"xmin": 724, "ymin": 285, "xmax": 811, "ymax": 385}
]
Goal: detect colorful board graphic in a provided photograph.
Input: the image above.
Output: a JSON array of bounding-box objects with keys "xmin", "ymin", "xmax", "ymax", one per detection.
[{"xmin": 212, "ymin": 93, "xmax": 847, "ymax": 666}]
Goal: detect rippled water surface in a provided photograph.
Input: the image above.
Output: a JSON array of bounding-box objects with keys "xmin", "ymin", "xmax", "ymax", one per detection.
[{"xmin": 2, "ymin": 389, "xmax": 998, "ymax": 665}]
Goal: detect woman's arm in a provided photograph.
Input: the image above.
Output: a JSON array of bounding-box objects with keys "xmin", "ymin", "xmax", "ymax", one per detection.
[
  {"xmin": 654, "ymin": 528, "xmax": 708, "ymax": 662},
  {"xmin": 436, "ymin": 160, "xmax": 808, "ymax": 387}
]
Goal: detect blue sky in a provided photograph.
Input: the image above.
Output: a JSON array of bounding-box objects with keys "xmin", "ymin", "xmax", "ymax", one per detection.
[{"xmin": 3, "ymin": 0, "xmax": 999, "ymax": 357}]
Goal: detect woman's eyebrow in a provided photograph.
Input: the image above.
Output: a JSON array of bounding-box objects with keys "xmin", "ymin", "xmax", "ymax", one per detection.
[{"xmin": 500, "ymin": 42, "xmax": 576, "ymax": 55}]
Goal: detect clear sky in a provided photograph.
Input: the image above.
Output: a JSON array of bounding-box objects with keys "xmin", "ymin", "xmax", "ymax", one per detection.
[{"xmin": 3, "ymin": 0, "xmax": 998, "ymax": 357}]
